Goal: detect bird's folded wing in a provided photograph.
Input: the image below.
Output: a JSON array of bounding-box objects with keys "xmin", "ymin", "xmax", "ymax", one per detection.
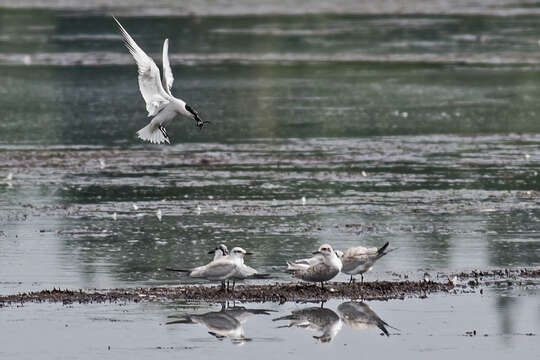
[
  {"xmin": 192, "ymin": 261, "xmax": 237, "ymax": 278},
  {"xmin": 294, "ymin": 262, "xmax": 328, "ymax": 280},
  {"xmin": 345, "ymin": 246, "xmax": 377, "ymax": 257},
  {"xmin": 114, "ymin": 17, "xmax": 170, "ymax": 117},
  {"xmin": 295, "ymin": 254, "xmax": 324, "ymax": 266},
  {"xmin": 162, "ymin": 39, "xmax": 174, "ymax": 95},
  {"xmin": 346, "ymin": 254, "xmax": 370, "ymax": 263},
  {"xmin": 292, "ymin": 258, "xmax": 313, "ymax": 266}
]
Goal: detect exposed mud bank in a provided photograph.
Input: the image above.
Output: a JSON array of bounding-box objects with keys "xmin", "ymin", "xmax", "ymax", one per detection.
[{"xmin": 1, "ymin": 268, "xmax": 538, "ymax": 306}]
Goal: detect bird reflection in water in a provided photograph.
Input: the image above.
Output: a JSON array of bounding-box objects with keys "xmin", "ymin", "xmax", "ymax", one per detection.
[
  {"xmin": 273, "ymin": 304, "xmax": 342, "ymax": 343},
  {"xmin": 337, "ymin": 301, "xmax": 398, "ymax": 336},
  {"xmin": 167, "ymin": 303, "xmax": 275, "ymax": 344},
  {"xmin": 274, "ymin": 301, "xmax": 398, "ymax": 343}
]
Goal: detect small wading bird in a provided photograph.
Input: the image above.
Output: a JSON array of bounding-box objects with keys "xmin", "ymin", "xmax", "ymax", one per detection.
[
  {"xmin": 113, "ymin": 17, "xmax": 209, "ymax": 144},
  {"xmin": 287, "ymin": 244, "xmax": 342, "ymax": 288},
  {"xmin": 166, "ymin": 245, "xmax": 268, "ymax": 292},
  {"xmin": 338, "ymin": 242, "xmax": 395, "ymax": 284}
]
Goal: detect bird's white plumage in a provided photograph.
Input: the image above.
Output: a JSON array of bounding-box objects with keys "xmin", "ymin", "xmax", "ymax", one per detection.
[
  {"xmin": 185, "ymin": 247, "xmax": 259, "ymax": 282},
  {"xmin": 339, "ymin": 242, "xmax": 393, "ymax": 284},
  {"xmin": 188, "ymin": 258, "xmax": 237, "ymax": 280},
  {"xmin": 286, "ymin": 254, "xmax": 323, "ymax": 271},
  {"xmin": 289, "ymin": 244, "xmax": 342, "ymax": 283},
  {"xmin": 344, "ymin": 246, "xmax": 378, "ymax": 257},
  {"xmin": 162, "ymin": 38, "xmax": 174, "ymax": 95},
  {"xmin": 114, "ymin": 16, "xmax": 208, "ymax": 144},
  {"xmin": 114, "ymin": 17, "xmax": 170, "ymax": 117}
]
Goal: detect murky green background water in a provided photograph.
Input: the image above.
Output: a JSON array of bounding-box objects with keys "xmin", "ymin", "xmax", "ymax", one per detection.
[{"xmin": 0, "ymin": 1, "xmax": 540, "ymax": 358}]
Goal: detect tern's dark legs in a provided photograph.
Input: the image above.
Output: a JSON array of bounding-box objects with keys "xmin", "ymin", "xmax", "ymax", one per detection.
[{"xmin": 158, "ymin": 126, "xmax": 170, "ymax": 143}]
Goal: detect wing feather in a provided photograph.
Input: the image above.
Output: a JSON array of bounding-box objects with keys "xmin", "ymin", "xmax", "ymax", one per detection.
[
  {"xmin": 344, "ymin": 246, "xmax": 378, "ymax": 257},
  {"xmin": 162, "ymin": 38, "xmax": 174, "ymax": 95},
  {"xmin": 113, "ymin": 17, "xmax": 170, "ymax": 116},
  {"xmin": 191, "ymin": 261, "xmax": 237, "ymax": 280}
]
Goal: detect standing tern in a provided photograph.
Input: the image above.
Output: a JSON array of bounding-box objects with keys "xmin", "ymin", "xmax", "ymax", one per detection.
[
  {"xmin": 288, "ymin": 244, "xmax": 342, "ymax": 288},
  {"xmin": 207, "ymin": 244, "xmax": 269, "ymax": 290},
  {"xmin": 166, "ymin": 246, "xmax": 265, "ymax": 292},
  {"xmin": 113, "ymin": 17, "xmax": 209, "ymax": 144},
  {"xmin": 207, "ymin": 243, "xmax": 266, "ymax": 290},
  {"xmin": 207, "ymin": 243, "xmax": 230, "ymax": 288},
  {"xmin": 339, "ymin": 242, "xmax": 394, "ymax": 284},
  {"xmin": 208, "ymin": 243, "xmax": 229, "ymax": 261}
]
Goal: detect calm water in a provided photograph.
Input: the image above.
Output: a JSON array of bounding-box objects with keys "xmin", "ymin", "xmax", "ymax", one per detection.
[
  {"xmin": 2, "ymin": 292, "xmax": 539, "ymax": 360},
  {"xmin": 1, "ymin": 2, "xmax": 540, "ymax": 358}
]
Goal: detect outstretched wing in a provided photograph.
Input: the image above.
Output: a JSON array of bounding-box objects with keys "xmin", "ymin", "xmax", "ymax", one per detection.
[
  {"xmin": 162, "ymin": 38, "xmax": 174, "ymax": 95},
  {"xmin": 113, "ymin": 17, "xmax": 170, "ymax": 117}
]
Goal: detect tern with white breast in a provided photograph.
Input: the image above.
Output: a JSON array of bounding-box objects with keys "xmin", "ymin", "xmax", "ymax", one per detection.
[
  {"xmin": 167, "ymin": 246, "xmax": 265, "ymax": 292},
  {"xmin": 207, "ymin": 243, "xmax": 229, "ymax": 288},
  {"xmin": 114, "ymin": 17, "xmax": 209, "ymax": 144},
  {"xmin": 208, "ymin": 244, "xmax": 268, "ymax": 290},
  {"xmin": 288, "ymin": 244, "xmax": 342, "ymax": 288},
  {"xmin": 208, "ymin": 243, "xmax": 229, "ymax": 261},
  {"xmin": 339, "ymin": 241, "xmax": 394, "ymax": 284}
]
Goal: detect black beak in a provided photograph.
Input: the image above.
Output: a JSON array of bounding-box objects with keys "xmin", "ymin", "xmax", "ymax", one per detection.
[
  {"xmin": 312, "ymin": 250, "xmax": 322, "ymax": 255},
  {"xmin": 244, "ymin": 252, "xmax": 253, "ymax": 255},
  {"xmin": 208, "ymin": 249, "xmax": 216, "ymax": 254}
]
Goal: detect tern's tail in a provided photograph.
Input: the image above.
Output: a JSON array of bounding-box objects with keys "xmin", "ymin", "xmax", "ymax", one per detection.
[
  {"xmin": 137, "ymin": 123, "xmax": 170, "ymax": 144},
  {"xmin": 376, "ymin": 242, "xmax": 396, "ymax": 260}
]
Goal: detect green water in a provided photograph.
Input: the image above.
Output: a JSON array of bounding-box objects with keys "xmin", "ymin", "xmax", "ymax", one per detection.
[{"xmin": 0, "ymin": 3, "xmax": 540, "ymax": 359}]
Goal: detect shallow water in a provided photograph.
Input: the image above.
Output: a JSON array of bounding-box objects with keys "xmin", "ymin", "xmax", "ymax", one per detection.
[
  {"xmin": 2, "ymin": 291, "xmax": 539, "ymax": 359},
  {"xmin": 1, "ymin": 2, "xmax": 540, "ymax": 358},
  {"xmin": 1, "ymin": 135, "xmax": 540, "ymax": 293}
]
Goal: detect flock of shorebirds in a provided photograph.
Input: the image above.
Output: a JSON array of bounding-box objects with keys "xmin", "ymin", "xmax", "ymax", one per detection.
[{"xmin": 167, "ymin": 242, "xmax": 394, "ymax": 291}]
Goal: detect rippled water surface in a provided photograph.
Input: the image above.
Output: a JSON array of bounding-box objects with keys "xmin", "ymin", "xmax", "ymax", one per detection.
[
  {"xmin": 2, "ymin": 293, "xmax": 539, "ymax": 359},
  {"xmin": 1, "ymin": 2, "xmax": 540, "ymax": 358}
]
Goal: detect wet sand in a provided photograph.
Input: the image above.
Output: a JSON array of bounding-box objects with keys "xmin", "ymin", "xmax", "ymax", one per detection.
[{"xmin": 1, "ymin": 268, "xmax": 537, "ymax": 305}]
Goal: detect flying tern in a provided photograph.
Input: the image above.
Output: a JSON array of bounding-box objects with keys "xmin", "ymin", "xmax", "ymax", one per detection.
[{"xmin": 114, "ymin": 17, "xmax": 209, "ymax": 144}]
